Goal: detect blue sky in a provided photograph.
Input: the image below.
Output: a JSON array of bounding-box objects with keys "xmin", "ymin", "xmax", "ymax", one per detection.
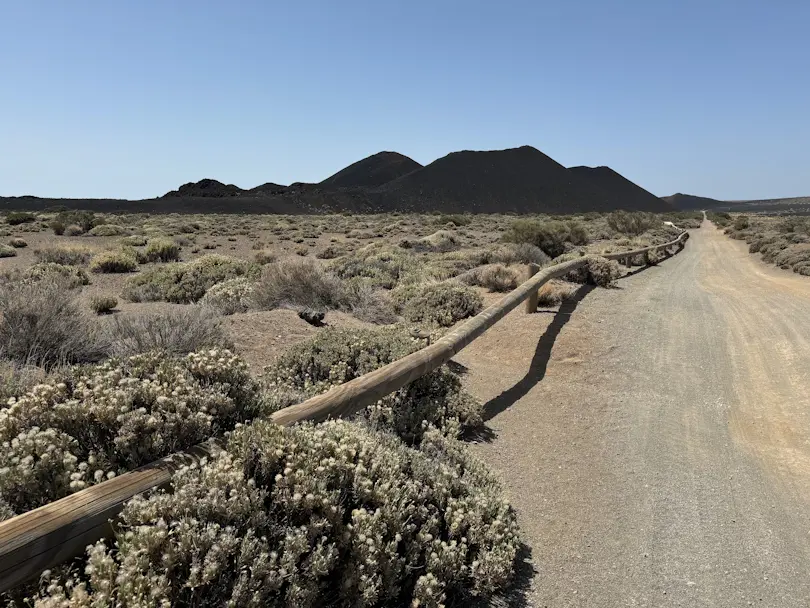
[{"xmin": 1, "ymin": 0, "xmax": 808, "ymax": 200}]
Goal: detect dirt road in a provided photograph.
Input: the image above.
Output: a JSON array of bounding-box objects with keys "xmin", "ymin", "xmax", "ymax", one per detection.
[{"xmin": 459, "ymin": 222, "xmax": 810, "ymax": 606}]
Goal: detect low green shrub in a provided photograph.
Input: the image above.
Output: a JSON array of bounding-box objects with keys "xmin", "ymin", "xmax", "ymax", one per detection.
[
  {"xmin": 330, "ymin": 243, "xmax": 417, "ymax": 289},
  {"xmin": 487, "ymin": 242, "xmax": 551, "ymax": 266},
  {"xmin": 0, "ymin": 244, "xmax": 16, "ymax": 258},
  {"xmin": 393, "ymin": 281, "xmax": 483, "ymax": 327},
  {"xmin": 408, "ymin": 230, "xmax": 461, "ymax": 253},
  {"xmin": 13, "ymin": 262, "xmax": 90, "ymax": 289},
  {"xmin": 500, "ymin": 219, "xmax": 573, "ymax": 258},
  {"xmin": 122, "ymin": 254, "xmax": 256, "ymax": 303},
  {"xmin": 119, "ymin": 234, "xmax": 148, "ymax": 246},
  {"xmin": 34, "ymin": 244, "xmax": 95, "ymax": 265},
  {"xmin": 733, "ymin": 215, "xmax": 750, "ymax": 231},
  {"xmin": 437, "ymin": 213, "xmax": 472, "ymax": 226},
  {"xmin": 607, "ymin": 211, "xmax": 657, "ymax": 235},
  {"xmin": 31, "ymin": 420, "xmax": 518, "ymax": 607},
  {"xmin": 89, "ymin": 294, "xmax": 118, "ymax": 314},
  {"xmin": 707, "ymin": 211, "xmax": 732, "ymax": 227},
  {"xmin": 53, "ymin": 210, "xmax": 100, "ymax": 233},
  {"xmin": 5, "ymin": 212, "xmax": 36, "ymax": 226},
  {"xmin": 265, "ymin": 326, "xmax": 482, "ymax": 442},
  {"xmin": 88, "ymin": 224, "xmax": 126, "ymax": 236},
  {"xmin": 139, "ymin": 237, "xmax": 181, "ymax": 262},
  {"xmin": 0, "ymin": 349, "xmax": 263, "ymax": 517},
  {"xmin": 89, "ymin": 249, "xmax": 138, "ymax": 273}
]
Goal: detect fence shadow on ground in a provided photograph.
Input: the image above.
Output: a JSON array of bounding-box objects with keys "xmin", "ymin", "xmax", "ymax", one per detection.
[
  {"xmin": 468, "ymin": 243, "xmax": 685, "ymax": 441},
  {"xmin": 478, "ymin": 284, "xmax": 595, "ymax": 426}
]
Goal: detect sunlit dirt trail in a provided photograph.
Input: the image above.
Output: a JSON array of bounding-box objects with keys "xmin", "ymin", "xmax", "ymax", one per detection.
[{"xmin": 459, "ymin": 222, "xmax": 810, "ymax": 607}]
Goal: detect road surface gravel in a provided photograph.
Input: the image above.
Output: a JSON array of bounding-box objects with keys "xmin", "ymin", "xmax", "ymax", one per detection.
[{"xmin": 459, "ymin": 221, "xmax": 810, "ymax": 607}]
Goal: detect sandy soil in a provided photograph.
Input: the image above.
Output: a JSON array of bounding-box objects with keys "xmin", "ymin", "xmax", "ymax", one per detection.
[{"xmin": 457, "ymin": 222, "xmax": 810, "ymax": 606}]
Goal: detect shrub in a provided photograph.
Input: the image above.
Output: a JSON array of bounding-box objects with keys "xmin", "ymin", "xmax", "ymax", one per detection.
[
  {"xmin": 12, "ymin": 262, "xmax": 90, "ymax": 288},
  {"xmin": 50, "ymin": 220, "xmax": 66, "ymax": 235},
  {"xmin": 410, "ymin": 230, "xmax": 461, "ymax": 253},
  {"xmin": 251, "ymin": 257, "xmax": 347, "ymax": 313},
  {"xmin": 106, "ymin": 307, "xmax": 231, "ymax": 357},
  {"xmin": 0, "ymin": 360, "xmax": 49, "ymax": 405},
  {"xmin": 315, "ymin": 243, "xmax": 346, "ymax": 259},
  {"xmin": 330, "ymin": 243, "xmax": 417, "ymax": 289},
  {"xmin": 122, "ymin": 254, "xmax": 256, "ymax": 303},
  {"xmin": 31, "ymin": 420, "xmax": 517, "ymax": 607},
  {"xmin": 64, "ymin": 224, "xmax": 84, "ymax": 236},
  {"xmin": 733, "ymin": 215, "xmax": 750, "ymax": 231},
  {"xmin": 8, "ymin": 237, "xmax": 27, "ymax": 248},
  {"xmin": 772, "ymin": 243, "xmax": 810, "ymax": 271},
  {"xmin": 0, "ymin": 281, "xmax": 105, "ymax": 368},
  {"xmin": 34, "ymin": 244, "xmax": 94, "ymax": 265},
  {"xmin": 607, "ymin": 211, "xmax": 657, "ymax": 235},
  {"xmin": 536, "ymin": 280, "xmax": 577, "ymax": 306},
  {"xmin": 488, "ymin": 242, "xmax": 551, "ymax": 266},
  {"xmin": 0, "ymin": 349, "xmax": 263, "ymax": 517},
  {"xmin": 393, "ymin": 281, "xmax": 483, "ymax": 327},
  {"xmin": 89, "ymin": 249, "xmax": 138, "ymax": 273},
  {"xmin": 437, "ymin": 213, "xmax": 472, "ymax": 226},
  {"xmin": 53, "ymin": 210, "xmax": 100, "ymax": 233},
  {"xmin": 89, "ymin": 294, "xmax": 118, "ymax": 314},
  {"xmin": 501, "ymin": 219, "xmax": 570, "ymax": 258},
  {"xmin": 459, "ymin": 263, "xmax": 517, "ymax": 292},
  {"xmin": 200, "ymin": 277, "xmax": 255, "ymax": 315},
  {"xmin": 140, "ymin": 237, "xmax": 181, "ymax": 262},
  {"xmin": 87, "ymin": 224, "xmax": 126, "ymax": 236},
  {"xmin": 566, "ymin": 220, "xmax": 590, "ymax": 245},
  {"xmin": 585, "ymin": 256, "xmax": 621, "ymax": 287},
  {"xmin": 0, "ymin": 244, "xmax": 16, "ymax": 258},
  {"xmin": 5, "ymin": 212, "xmax": 36, "ymax": 225},
  {"xmin": 254, "ymin": 249, "xmax": 277, "ymax": 265},
  {"xmin": 265, "ymin": 326, "xmax": 481, "ymax": 441},
  {"xmin": 120, "ymin": 234, "xmax": 148, "ymax": 246},
  {"xmin": 707, "ymin": 211, "xmax": 732, "ymax": 227}
]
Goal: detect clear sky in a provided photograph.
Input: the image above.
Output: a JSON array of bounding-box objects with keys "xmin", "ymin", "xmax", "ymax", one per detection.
[{"xmin": 1, "ymin": 0, "xmax": 808, "ymax": 201}]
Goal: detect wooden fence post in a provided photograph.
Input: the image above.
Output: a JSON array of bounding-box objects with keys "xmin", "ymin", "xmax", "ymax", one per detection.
[{"xmin": 524, "ymin": 263, "xmax": 540, "ymax": 313}]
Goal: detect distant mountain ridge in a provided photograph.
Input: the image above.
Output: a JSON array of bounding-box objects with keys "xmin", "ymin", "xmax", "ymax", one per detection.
[
  {"xmin": 661, "ymin": 193, "xmax": 727, "ymax": 209},
  {"xmin": 2, "ymin": 145, "xmax": 674, "ymax": 214}
]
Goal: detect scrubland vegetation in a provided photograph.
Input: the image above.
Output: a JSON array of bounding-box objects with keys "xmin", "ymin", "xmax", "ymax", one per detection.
[
  {"xmin": 722, "ymin": 214, "xmax": 810, "ymax": 275},
  {"xmin": 0, "ymin": 208, "xmax": 694, "ymax": 604}
]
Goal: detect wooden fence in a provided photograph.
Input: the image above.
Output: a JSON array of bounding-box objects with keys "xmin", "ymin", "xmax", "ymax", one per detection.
[{"xmin": 0, "ymin": 230, "xmax": 689, "ymax": 593}]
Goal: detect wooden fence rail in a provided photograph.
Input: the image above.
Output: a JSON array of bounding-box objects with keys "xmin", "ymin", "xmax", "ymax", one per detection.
[{"xmin": 0, "ymin": 230, "xmax": 688, "ymax": 593}]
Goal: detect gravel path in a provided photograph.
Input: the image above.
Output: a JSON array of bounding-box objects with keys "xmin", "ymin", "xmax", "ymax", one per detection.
[{"xmin": 458, "ymin": 222, "xmax": 810, "ymax": 607}]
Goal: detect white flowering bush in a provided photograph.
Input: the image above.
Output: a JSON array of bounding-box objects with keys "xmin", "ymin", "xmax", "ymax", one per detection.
[
  {"xmin": 264, "ymin": 327, "xmax": 481, "ymax": 443},
  {"xmin": 392, "ymin": 281, "xmax": 483, "ymax": 327},
  {"xmin": 201, "ymin": 277, "xmax": 255, "ymax": 315},
  {"xmin": 31, "ymin": 420, "xmax": 518, "ymax": 607},
  {"xmin": 0, "ymin": 349, "xmax": 263, "ymax": 517}
]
